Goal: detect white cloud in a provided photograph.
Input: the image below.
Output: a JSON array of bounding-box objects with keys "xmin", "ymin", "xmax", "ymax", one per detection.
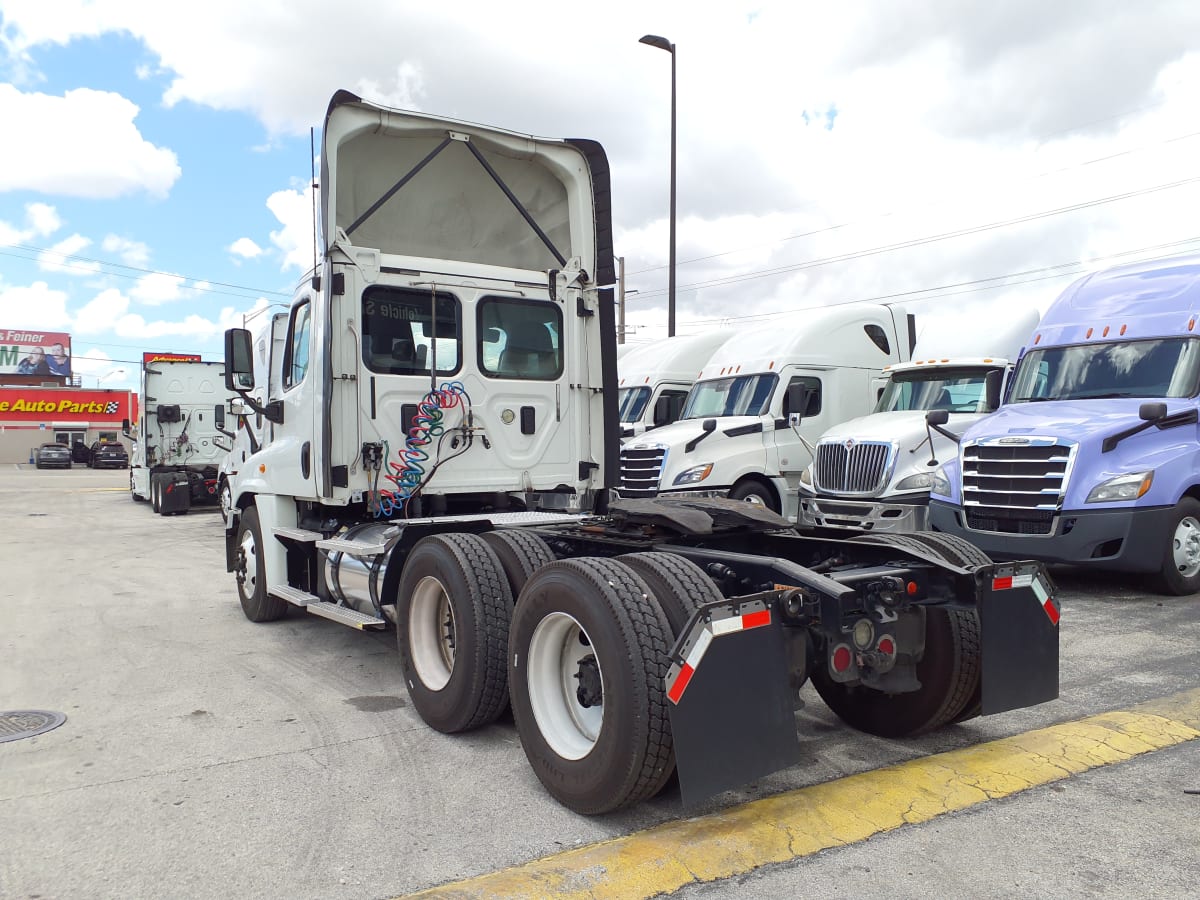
[
  {"xmin": 72, "ymin": 287, "xmax": 130, "ymax": 333},
  {"xmin": 0, "ymin": 201, "xmax": 62, "ymax": 246},
  {"xmin": 266, "ymin": 184, "xmax": 317, "ymax": 272},
  {"xmin": 229, "ymin": 237, "xmax": 264, "ymax": 260},
  {"xmin": 0, "ymin": 281, "xmax": 71, "ymax": 328},
  {"xmin": 114, "ymin": 304, "xmax": 248, "ymax": 341},
  {"xmin": 101, "ymin": 234, "xmax": 151, "ymax": 267},
  {"xmin": 129, "ymin": 272, "xmax": 189, "ymax": 305},
  {"xmin": 0, "ymin": 85, "xmax": 180, "ymax": 198},
  {"xmin": 37, "ymin": 233, "xmax": 101, "ymax": 275}
]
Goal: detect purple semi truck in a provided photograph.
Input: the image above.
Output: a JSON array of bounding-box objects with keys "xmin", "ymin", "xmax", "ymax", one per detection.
[{"xmin": 928, "ymin": 253, "xmax": 1200, "ymax": 595}]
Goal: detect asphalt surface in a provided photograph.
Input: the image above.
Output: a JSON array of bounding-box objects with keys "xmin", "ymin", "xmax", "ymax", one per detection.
[{"xmin": 1, "ymin": 467, "xmax": 1197, "ymax": 899}]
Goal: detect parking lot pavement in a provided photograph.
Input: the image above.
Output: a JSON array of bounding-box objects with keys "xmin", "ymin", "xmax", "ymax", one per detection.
[{"xmin": 1, "ymin": 467, "xmax": 1198, "ymax": 899}]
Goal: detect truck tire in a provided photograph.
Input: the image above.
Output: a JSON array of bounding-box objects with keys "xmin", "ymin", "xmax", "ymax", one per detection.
[
  {"xmin": 509, "ymin": 557, "xmax": 675, "ymax": 814},
  {"xmin": 812, "ymin": 605, "xmax": 981, "ymax": 737},
  {"xmin": 396, "ymin": 533, "xmax": 513, "ymax": 733},
  {"xmin": 235, "ymin": 507, "xmax": 288, "ymax": 622},
  {"xmin": 617, "ymin": 551, "xmax": 723, "ymax": 636},
  {"xmin": 480, "ymin": 529, "xmax": 555, "ymax": 599},
  {"xmin": 150, "ymin": 474, "xmax": 162, "ymax": 513},
  {"xmin": 1155, "ymin": 497, "xmax": 1200, "ymax": 596},
  {"xmin": 728, "ymin": 478, "xmax": 780, "ymax": 513},
  {"xmin": 851, "ymin": 531, "xmax": 986, "ymax": 724}
]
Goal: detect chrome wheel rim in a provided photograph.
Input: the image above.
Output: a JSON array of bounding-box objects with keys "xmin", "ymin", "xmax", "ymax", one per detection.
[
  {"xmin": 238, "ymin": 527, "xmax": 258, "ymax": 597},
  {"xmin": 527, "ymin": 611, "xmax": 603, "ymax": 760},
  {"xmin": 1171, "ymin": 515, "xmax": 1200, "ymax": 578},
  {"xmin": 409, "ymin": 576, "xmax": 456, "ymax": 691}
]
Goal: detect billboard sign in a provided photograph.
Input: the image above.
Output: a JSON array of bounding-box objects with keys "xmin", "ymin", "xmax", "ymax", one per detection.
[
  {"xmin": 143, "ymin": 351, "xmax": 202, "ymax": 365},
  {"xmin": 0, "ymin": 330, "xmax": 72, "ymax": 377},
  {"xmin": 0, "ymin": 387, "xmax": 129, "ymax": 421}
]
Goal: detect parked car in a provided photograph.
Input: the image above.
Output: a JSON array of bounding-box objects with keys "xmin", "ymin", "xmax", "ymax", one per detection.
[
  {"xmin": 89, "ymin": 441, "xmax": 129, "ymax": 469},
  {"xmin": 35, "ymin": 443, "xmax": 72, "ymax": 469}
]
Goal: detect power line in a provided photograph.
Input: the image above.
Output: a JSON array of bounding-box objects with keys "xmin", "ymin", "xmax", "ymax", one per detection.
[
  {"xmin": 626, "ymin": 126, "xmax": 1200, "ymax": 279},
  {"xmin": 0, "ymin": 244, "xmax": 293, "ymax": 300},
  {"xmin": 665, "ymin": 238, "xmax": 1200, "ymax": 330},
  {"xmin": 627, "ymin": 176, "xmax": 1200, "ymax": 301}
]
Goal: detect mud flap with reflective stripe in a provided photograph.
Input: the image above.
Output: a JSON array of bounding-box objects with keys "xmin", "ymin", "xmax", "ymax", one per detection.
[
  {"xmin": 665, "ymin": 596, "xmax": 801, "ymax": 806},
  {"xmin": 979, "ymin": 561, "xmax": 1060, "ymax": 715}
]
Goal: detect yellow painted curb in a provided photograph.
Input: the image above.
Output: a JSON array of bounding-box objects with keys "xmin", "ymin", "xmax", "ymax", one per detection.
[{"xmin": 407, "ymin": 688, "xmax": 1200, "ymax": 899}]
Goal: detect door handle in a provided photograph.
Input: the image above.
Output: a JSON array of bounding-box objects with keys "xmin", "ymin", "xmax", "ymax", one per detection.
[{"xmin": 301, "ymin": 441, "xmax": 311, "ymax": 479}]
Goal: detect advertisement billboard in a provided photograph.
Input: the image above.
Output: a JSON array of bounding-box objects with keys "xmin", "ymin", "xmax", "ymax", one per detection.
[
  {"xmin": 142, "ymin": 351, "xmax": 202, "ymax": 365},
  {"xmin": 0, "ymin": 387, "xmax": 130, "ymax": 422},
  {"xmin": 0, "ymin": 329, "xmax": 72, "ymax": 377}
]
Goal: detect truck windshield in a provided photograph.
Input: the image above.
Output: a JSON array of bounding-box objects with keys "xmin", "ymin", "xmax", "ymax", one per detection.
[
  {"xmin": 874, "ymin": 366, "xmax": 1001, "ymax": 414},
  {"xmin": 1009, "ymin": 337, "xmax": 1200, "ymax": 402},
  {"xmin": 617, "ymin": 387, "xmax": 650, "ymax": 424},
  {"xmin": 681, "ymin": 374, "xmax": 777, "ymax": 419}
]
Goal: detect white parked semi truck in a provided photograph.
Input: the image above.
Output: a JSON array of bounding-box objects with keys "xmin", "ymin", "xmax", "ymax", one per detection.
[
  {"xmin": 617, "ymin": 305, "xmax": 914, "ymax": 518},
  {"xmin": 799, "ymin": 309, "xmax": 1040, "ymax": 533},
  {"xmin": 221, "ymin": 90, "xmax": 1058, "ymax": 815},
  {"xmin": 125, "ymin": 358, "xmax": 234, "ymax": 515},
  {"xmin": 617, "ymin": 330, "xmax": 735, "ymax": 438}
]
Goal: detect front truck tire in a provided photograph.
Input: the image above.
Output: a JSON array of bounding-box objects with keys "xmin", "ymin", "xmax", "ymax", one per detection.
[
  {"xmin": 395, "ymin": 533, "xmax": 513, "ymax": 734},
  {"xmin": 235, "ymin": 506, "xmax": 288, "ymax": 623},
  {"xmin": 1156, "ymin": 497, "xmax": 1200, "ymax": 596},
  {"xmin": 509, "ymin": 558, "xmax": 675, "ymax": 815}
]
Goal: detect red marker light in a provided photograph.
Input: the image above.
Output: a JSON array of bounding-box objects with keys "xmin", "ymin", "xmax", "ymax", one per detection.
[
  {"xmin": 878, "ymin": 637, "xmax": 895, "ymax": 655},
  {"xmin": 832, "ymin": 645, "xmax": 852, "ymax": 673},
  {"xmin": 906, "ymin": 581, "xmax": 918, "ymax": 595}
]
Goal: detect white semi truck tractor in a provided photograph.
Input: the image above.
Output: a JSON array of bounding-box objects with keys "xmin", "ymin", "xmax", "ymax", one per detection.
[
  {"xmin": 617, "ymin": 330, "xmax": 736, "ymax": 438},
  {"xmin": 799, "ymin": 309, "xmax": 1041, "ymax": 533},
  {"xmin": 221, "ymin": 90, "xmax": 1059, "ymax": 815},
  {"xmin": 125, "ymin": 357, "xmax": 235, "ymax": 515}
]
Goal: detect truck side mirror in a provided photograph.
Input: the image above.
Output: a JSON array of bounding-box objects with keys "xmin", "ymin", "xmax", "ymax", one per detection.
[
  {"xmin": 702, "ymin": 418, "xmax": 717, "ymax": 433},
  {"xmin": 926, "ymin": 409, "xmax": 950, "ymax": 427},
  {"xmin": 653, "ymin": 395, "xmax": 673, "ymax": 427},
  {"xmin": 214, "ymin": 404, "xmax": 225, "ymax": 430},
  {"xmin": 786, "ymin": 383, "xmax": 809, "ymax": 427},
  {"xmin": 121, "ymin": 418, "xmax": 131, "ymax": 437},
  {"xmin": 984, "ymin": 368, "xmax": 1003, "ymax": 411},
  {"xmin": 1139, "ymin": 402, "xmax": 1167, "ymax": 422},
  {"xmin": 224, "ymin": 328, "xmax": 255, "ymax": 391}
]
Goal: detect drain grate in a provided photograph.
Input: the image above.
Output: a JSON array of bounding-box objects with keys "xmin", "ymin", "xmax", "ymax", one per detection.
[{"xmin": 0, "ymin": 710, "xmax": 67, "ymax": 744}]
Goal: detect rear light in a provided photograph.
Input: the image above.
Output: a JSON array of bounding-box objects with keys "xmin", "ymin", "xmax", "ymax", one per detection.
[
  {"xmin": 831, "ymin": 644, "xmax": 852, "ymax": 673},
  {"xmin": 877, "ymin": 636, "xmax": 895, "ymax": 656}
]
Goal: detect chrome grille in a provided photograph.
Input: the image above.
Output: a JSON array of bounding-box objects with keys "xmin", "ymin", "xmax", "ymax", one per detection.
[
  {"xmin": 619, "ymin": 446, "xmax": 665, "ymax": 497},
  {"xmin": 814, "ymin": 441, "xmax": 892, "ymax": 495},
  {"xmin": 961, "ymin": 439, "xmax": 1074, "ymax": 535}
]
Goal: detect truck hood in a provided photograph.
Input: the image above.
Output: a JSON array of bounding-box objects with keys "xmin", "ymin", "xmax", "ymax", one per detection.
[
  {"xmin": 820, "ymin": 409, "xmax": 981, "ymax": 450},
  {"xmin": 321, "ymin": 90, "xmax": 601, "ymax": 276},
  {"xmin": 965, "ymin": 399, "xmax": 1172, "ymax": 444},
  {"xmin": 623, "ymin": 416, "xmax": 761, "ymax": 453}
]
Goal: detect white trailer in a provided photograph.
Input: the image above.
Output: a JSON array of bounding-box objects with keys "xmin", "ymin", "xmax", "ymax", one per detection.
[
  {"xmin": 220, "ymin": 90, "xmax": 1058, "ymax": 815},
  {"xmin": 125, "ymin": 359, "xmax": 235, "ymax": 514},
  {"xmin": 798, "ymin": 309, "xmax": 1040, "ymax": 533},
  {"xmin": 617, "ymin": 305, "xmax": 914, "ymax": 519},
  {"xmin": 617, "ymin": 331, "xmax": 736, "ymax": 438}
]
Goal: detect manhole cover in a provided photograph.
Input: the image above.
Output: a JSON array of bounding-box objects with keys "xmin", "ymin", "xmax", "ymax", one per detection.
[{"xmin": 0, "ymin": 710, "xmax": 67, "ymax": 743}]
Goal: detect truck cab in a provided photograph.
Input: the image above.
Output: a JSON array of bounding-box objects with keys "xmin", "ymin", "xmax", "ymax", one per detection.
[
  {"xmin": 617, "ymin": 305, "xmax": 912, "ymax": 519},
  {"xmin": 799, "ymin": 309, "xmax": 1039, "ymax": 533},
  {"xmin": 617, "ymin": 331, "xmax": 735, "ymax": 438},
  {"xmin": 224, "ymin": 91, "xmax": 615, "ymax": 567},
  {"xmin": 929, "ymin": 254, "xmax": 1200, "ymax": 594}
]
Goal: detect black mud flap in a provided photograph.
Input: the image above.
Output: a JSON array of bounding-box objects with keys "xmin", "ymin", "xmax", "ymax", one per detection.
[
  {"xmin": 665, "ymin": 596, "xmax": 801, "ymax": 806},
  {"xmin": 978, "ymin": 561, "xmax": 1060, "ymax": 714},
  {"xmin": 159, "ymin": 473, "xmax": 191, "ymax": 515}
]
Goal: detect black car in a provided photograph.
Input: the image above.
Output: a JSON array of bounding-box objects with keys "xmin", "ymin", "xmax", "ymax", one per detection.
[
  {"xmin": 35, "ymin": 442, "xmax": 72, "ymax": 469},
  {"xmin": 71, "ymin": 441, "xmax": 91, "ymax": 464},
  {"xmin": 88, "ymin": 441, "xmax": 129, "ymax": 469}
]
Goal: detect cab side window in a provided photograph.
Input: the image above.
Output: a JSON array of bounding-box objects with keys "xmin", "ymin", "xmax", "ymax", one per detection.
[
  {"xmin": 783, "ymin": 376, "xmax": 822, "ymax": 416},
  {"xmin": 283, "ymin": 300, "xmax": 311, "ymax": 390}
]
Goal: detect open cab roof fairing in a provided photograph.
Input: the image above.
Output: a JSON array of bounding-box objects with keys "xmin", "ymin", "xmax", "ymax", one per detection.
[{"xmin": 320, "ymin": 90, "xmax": 611, "ymax": 283}]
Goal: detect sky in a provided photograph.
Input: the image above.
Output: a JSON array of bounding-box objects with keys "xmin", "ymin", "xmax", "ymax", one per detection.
[{"xmin": 0, "ymin": 0, "xmax": 1198, "ymax": 394}]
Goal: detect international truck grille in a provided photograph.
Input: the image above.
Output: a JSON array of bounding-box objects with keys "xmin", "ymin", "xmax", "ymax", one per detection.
[
  {"xmin": 961, "ymin": 440, "xmax": 1074, "ymax": 536},
  {"xmin": 814, "ymin": 441, "xmax": 892, "ymax": 495},
  {"xmin": 619, "ymin": 446, "xmax": 665, "ymax": 498}
]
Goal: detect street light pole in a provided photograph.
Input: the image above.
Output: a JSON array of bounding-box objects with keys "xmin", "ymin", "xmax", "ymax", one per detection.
[{"xmin": 639, "ymin": 33, "xmax": 676, "ymax": 337}]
